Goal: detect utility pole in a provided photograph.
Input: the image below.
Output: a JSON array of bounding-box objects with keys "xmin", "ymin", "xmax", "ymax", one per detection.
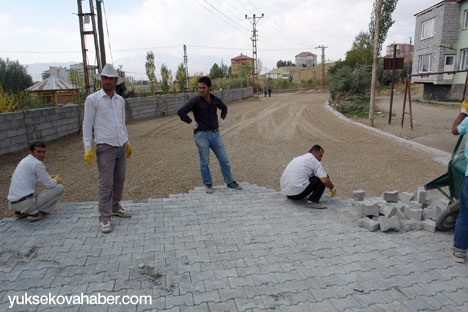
[
  {"xmin": 76, "ymin": 0, "xmax": 101, "ymax": 96},
  {"xmin": 369, "ymin": 0, "xmax": 383, "ymax": 127},
  {"xmin": 183, "ymin": 45, "xmax": 189, "ymax": 92},
  {"xmin": 96, "ymin": 0, "xmax": 106, "ymax": 68},
  {"xmin": 315, "ymin": 45, "xmax": 327, "ymax": 92},
  {"xmin": 245, "ymin": 13, "xmax": 264, "ymax": 97}
]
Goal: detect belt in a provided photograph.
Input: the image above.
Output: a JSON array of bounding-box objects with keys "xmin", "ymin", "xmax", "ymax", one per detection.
[
  {"xmin": 9, "ymin": 193, "xmax": 34, "ymax": 204},
  {"xmin": 196, "ymin": 129, "xmax": 218, "ymax": 132}
]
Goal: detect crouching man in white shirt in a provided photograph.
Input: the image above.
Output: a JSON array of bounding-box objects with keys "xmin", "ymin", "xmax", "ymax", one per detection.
[
  {"xmin": 280, "ymin": 145, "xmax": 334, "ymax": 209},
  {"xmin": 7, "ymin": 141, "xmax": 64, "ymax": 221}
]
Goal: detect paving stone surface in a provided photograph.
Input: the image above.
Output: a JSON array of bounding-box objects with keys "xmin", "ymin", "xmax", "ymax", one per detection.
[{"xmin": 1, "ymin": 183, "xmax": 467, "ymax": 311}]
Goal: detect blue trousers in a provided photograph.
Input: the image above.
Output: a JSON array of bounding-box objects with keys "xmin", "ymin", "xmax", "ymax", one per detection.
[
  {"xmin": 194, "ymin": 131, "xmax": 234, "ymax": 186},
  {"xmin": 454, "ymin": 176, "xmax": 468, "ymax": 252}
]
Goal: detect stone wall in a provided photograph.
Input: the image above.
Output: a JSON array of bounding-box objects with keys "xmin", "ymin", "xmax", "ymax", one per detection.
[
  {"xmin": 0, "ymin": 105, "xmax": 82, "ymax": 155},
  {"xmin": 0, "ymin": 87, "xmax": 253, "ymax": 155}
]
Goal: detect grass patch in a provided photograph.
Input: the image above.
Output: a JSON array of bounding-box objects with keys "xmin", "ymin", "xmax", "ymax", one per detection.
[
  {"xmin": 412, "ymin": 98, "xmax": 458, "ymax": 107},
  {"xmin": 335, "ymin": 99, "xmax": 370, "ymax": 118}
]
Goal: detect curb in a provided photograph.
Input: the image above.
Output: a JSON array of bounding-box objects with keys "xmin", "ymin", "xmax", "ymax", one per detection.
[{"xmin": 324, "ymin": 100, "xmax": 451, "ymax": 166}]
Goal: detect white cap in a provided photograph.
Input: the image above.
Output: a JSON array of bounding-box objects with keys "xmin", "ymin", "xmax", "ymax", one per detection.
[{"xmin": 97, "ymin": 64, "xmax": 123, "ymax": 84}]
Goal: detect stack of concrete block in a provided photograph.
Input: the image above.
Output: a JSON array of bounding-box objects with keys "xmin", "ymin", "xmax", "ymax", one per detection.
[{"xmin": 355, "ymin": 188, "xmax": 449, "ymax": 233}]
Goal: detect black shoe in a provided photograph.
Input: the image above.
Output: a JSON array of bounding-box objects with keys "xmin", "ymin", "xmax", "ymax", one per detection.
[
  {"xmin": 227, "ymin": 181, "xmax": 242, "ymax": 190},
  {"xmin": 15, "ymin": 211, "xmax": 28, "ymax": 219},
  {"xmin": 205, "ymin": 184, "xmax": 214, "ymax": 194}
]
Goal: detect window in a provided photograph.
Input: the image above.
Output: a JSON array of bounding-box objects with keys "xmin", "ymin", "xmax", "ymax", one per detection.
[
  {"xmin": 418, "ymin": 54, "xmax": 431, "ymax": 72},
  {"xmin": 445, "ymin": 55, "xmax": 454, "ymax": 66},
  {"xmin": 421, "ymin": 18, "xmax": 435, "ymax": 39},
  {"xmin": 464, "ymin": 10, "xmax": 468, "ymax": 29},
  {"xmin": 460, "ymin": 49, "xmax": 468, "ymax": 70}
]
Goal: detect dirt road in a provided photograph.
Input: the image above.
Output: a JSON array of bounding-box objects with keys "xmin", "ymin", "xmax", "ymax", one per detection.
[{"xmin": 0, "ymin": 90, "xmax": 449, "ymax": 218}]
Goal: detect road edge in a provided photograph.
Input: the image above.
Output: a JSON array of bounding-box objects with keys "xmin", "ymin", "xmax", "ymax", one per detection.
[{"xmin": 324, "ymin": 100, "xmax": 451, "ymax": 166}]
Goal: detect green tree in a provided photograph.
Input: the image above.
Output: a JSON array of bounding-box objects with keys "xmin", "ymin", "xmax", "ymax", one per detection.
[
  {"xmin": 369, "ymin": 0, "xmax": 398, "ymax": 55},
  {"xmin": 209, "ymin": 63, "xmax": 224, "ymax": 79},
  {"xmin": 276, "ymin": 60, "xmax": 294, "ymax": 68},
  {"xmin": 328, "ymin": 65, "xmax": 371, "ymax": 101},
  {"xmin": 345, "ymin": 31, "xmax": 373, "ymax": 67},
  {"xmin": 0, "ymin": 58, "xmax": 33, "ymax": 93},
  {"xmin": 160, "ymin": 63, "xmax": 172, "ymax": 94},
  {"xmin": 145, "ymin": 51, "xmax": 156, "ymax": 93},
  {"xmin": 176, "ymin": 63, "xmax": 187, "ymax": 92}
]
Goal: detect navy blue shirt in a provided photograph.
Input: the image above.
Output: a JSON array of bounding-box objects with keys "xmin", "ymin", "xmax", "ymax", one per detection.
[{"xmin": 177, "ymin": 94, "xmax": 227, "ymax": 131}]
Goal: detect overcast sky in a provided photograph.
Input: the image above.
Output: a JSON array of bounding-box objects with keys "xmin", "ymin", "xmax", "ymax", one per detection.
[{"xmin": 0, "ymin": 0, "xmax": 435, "ymax": 80}]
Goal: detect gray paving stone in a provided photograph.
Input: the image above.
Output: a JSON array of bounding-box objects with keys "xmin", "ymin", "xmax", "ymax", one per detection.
[{"xmin": 0, "ymin": 183, "xmax": 466, "ymax": 311}]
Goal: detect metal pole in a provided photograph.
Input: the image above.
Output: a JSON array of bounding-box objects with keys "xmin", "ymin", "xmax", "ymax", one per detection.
[
  {"xmin": 246, "ymin": 13, "xmax": 264, "ymax": 97},
  {"xmin": 462, "ymin": 71, "xmax": 468, "ymax": 102},
  {"xmin": 401, "ymin": 77, "xmax": 408, "ymax": 127},
  {"xmin": 388, "ymin": 44, "xmax": 396, "ymax": 124},
  {"xmin": 183, "ymin": 45, "xmax": 189, "ymax": 92},
  {"xmin": 77, "ymin": 0, "xmax": 90, "ymax": 96},
  {"xmin": 408, "ymin": 76, "xmax": 413, "ymax": 130},
  {"xmin": 96, "ymin": 0, "xmax": 106, "ymax": 68}
]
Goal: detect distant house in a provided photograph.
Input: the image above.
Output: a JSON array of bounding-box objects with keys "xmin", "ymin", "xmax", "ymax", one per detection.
[
  {"xmin": 26, "ymin": 76, "xmax": 79, "ymax": 105},
  {"xmin": 385, "ymin": 43, "xmax": 414, "ymax": 63},
  {"xmin": 69, "ymin": 63, "xmax": 97, "ymax": 87},
  {"xmin": 266, "ymin": 68, "xmax": 291, "ymax": 79},
  {"xmin": 411, "ymin": 0, "xmax": 462, "ymax": 99},
  {"xmin": 295, "ymin": 52, "xmax": 317, "ymax": 68},
  {"xmin": 42, "ymin": 66, "xmax": 69, "ymax": 82},
  {"xmin": 230, "ymin": 53, "xmax": 254, "ymax": 76}
]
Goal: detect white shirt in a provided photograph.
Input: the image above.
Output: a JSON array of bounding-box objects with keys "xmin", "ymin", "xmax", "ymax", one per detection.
[
  {"xmin": 280, "ymin": 153, "xmax": 328, "ymax": 196},
  {"xmin": 8, "ymin": 154, "xmax": 57, "ymax": 201},
  {"xmin": 82, "ymin": 89, "xmax": 129, "ymax": 148}
]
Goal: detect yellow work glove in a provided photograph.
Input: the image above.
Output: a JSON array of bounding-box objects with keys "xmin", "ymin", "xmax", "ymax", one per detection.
[
  {"xmin": 462, "ymin": 101, "xmax": 468, "ymax": 114},
  {"xmin": 331, "ymin": 189, "xmax": 337, "ymax": 198},
  {"xmin": 50, "ymin": 174, "xmax": 58, "ymax": 179},
  {"xmin": 218, "ymin": 118, "xmax": 224, "ymax": 128},
  {"xmin": 191, "ymin": 121, "xmax": 198, "ymax": 130},
  {"xmin": 126, "ymin": 144, "xmax": 132, "ymax": 158},
  {"xmin": 84, "ymin": 149, "xmax": 96, "ymax": 166},
  {"xmin": 54, "ymin": 177, "xmax": 63, "ymax": 184}
]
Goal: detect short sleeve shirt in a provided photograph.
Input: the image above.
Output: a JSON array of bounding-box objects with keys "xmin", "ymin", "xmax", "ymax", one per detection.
[{"xmin": 280, "ymin": 153, "xmax": 327, "ymax": 196}]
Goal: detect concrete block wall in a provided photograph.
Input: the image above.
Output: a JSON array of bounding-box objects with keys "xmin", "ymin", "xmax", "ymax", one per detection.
[
  {"xmin": 0, "ymin": 87, "xmax": 253, "ymax": 155},
  {"xmin": 125, "ymin": 87, "xmax": 253, "ymax": 121},
  {"xmin": 0, "ymin": 105, "xmax": 81, "ymax": 155},
  {"xmin": 0, "ymin": 112, "xmax": 28, "ymax": 154}
]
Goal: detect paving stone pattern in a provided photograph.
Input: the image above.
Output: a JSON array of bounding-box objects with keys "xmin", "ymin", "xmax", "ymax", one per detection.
[{"xmin": 1, "ymin": 183, "xmax": 468, "ymax": 311}]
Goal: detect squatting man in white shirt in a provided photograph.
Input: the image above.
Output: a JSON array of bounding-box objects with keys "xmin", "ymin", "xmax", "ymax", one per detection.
[
  {"xmin": 280, "ymin": 144, "xmax": 335, "ymax": 209},
  {"xmin": 82, "ymin": 63, "xmax": 132, "ymax": 234},
  {"xmin": 7, "ymin": 141, "xmax": 64, "ymax": 221}
]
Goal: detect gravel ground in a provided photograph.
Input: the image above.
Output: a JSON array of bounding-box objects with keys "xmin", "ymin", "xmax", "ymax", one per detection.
[{"xmin": 0, "ymin": 90, "xmax": 451, "ymax": 219}]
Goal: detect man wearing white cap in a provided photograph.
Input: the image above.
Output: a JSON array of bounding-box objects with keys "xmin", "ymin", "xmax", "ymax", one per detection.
[{"xmin": 82, "ymin": 63, "xmax": 132, "ymax": 233}]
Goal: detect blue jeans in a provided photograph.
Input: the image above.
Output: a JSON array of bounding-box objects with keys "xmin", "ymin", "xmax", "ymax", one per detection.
[
  {"xmin": 454, "ymin": 177, "xmax": 468, "ymax": 252},
  {"xmin": 194, "ymin": 131, "xmax": 234, "ymax": 186}
]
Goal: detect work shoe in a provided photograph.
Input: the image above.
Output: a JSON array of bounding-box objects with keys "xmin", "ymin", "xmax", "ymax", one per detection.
[
  {"xmin": 100, "ymin": 221, "xmax": 112, "ymax": 234},
  {"xmin": 14, "ymin": 211, "xmax": 28, "ymax": 219},
  {"xmin": 111, "ymin": 208, "xmax": 131, "ymax": 218},
  {"xmin": 26, "ymin": 211, "xmax": 48, "ymax": 222},
  {"xmin": 227, "ymin": 181, "xmax": 242, "ymax": 190},
  {"xmin": 451, "ymin": 249, "xmax": 466, "ymax": 264},
  {"xmin": 305, "ymin": 200, "xmax": 327, "ymax": 209},
  {"xmin": 205, "ymin": 184, "xmax": 214, "ymax": 194}
]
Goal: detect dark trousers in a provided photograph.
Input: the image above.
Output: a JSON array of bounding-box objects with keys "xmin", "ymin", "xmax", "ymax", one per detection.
[
  {"xmin": 287, "ymin": 176, "xmax": 325, "ymax": 203},
  {"xmin": 96, "ymin": 143, "xmax": 126, "ymax": 221}
]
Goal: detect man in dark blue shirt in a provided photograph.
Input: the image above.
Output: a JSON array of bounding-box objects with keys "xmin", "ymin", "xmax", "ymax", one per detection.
[{"xmin": 177, "ymin": 76, "xmax": 242, "ymax": 194}]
